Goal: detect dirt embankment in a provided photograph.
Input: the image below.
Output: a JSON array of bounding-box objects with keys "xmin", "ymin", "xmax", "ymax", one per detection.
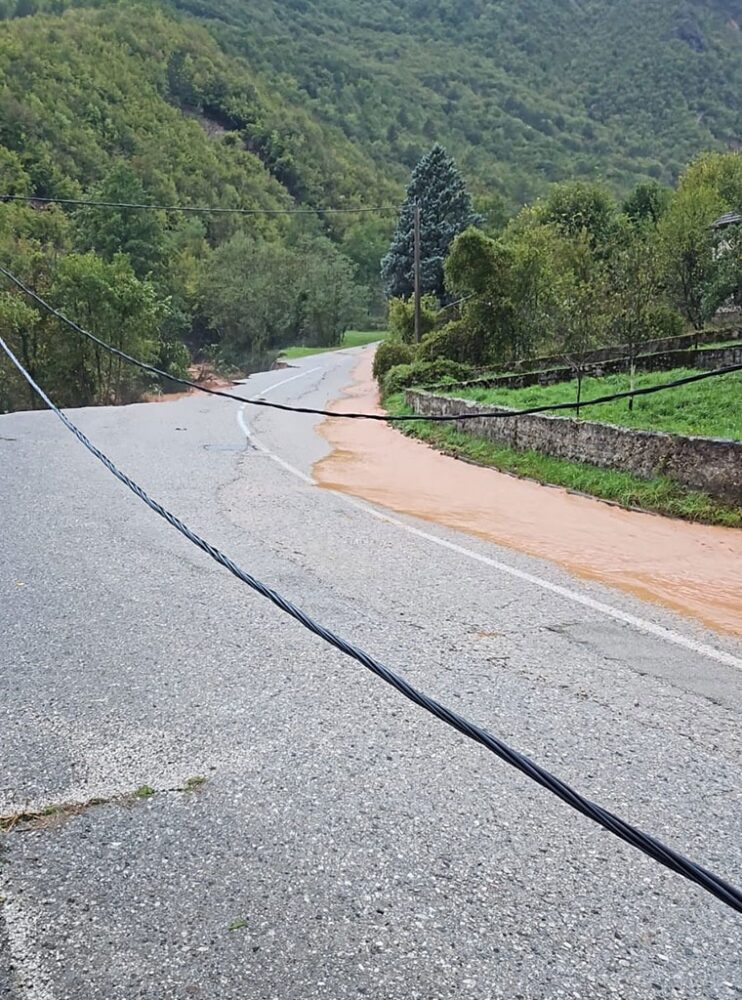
[
  {"xmin": 313, "ymin": 350, "xmax": 742, "ymax": 637},
  {"xmin": 139, "ymin": 365, "xmax": 236, "ymax": 404}
]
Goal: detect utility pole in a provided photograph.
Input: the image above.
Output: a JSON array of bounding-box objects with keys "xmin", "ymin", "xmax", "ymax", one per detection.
[{"xmin": 413, "ymin": 203, "xmax": 422, "ymax": 343}]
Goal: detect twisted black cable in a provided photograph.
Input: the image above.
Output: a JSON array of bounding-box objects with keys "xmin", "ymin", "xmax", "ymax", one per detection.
[
  {"xmin": 2, "ymin": 334, "xmax": 740, "ymax": 915},
  {"xmin": 1, "ymin": 264, "xmax": 740, "ymax": 424},
  {"xmin": 0, "ymin": 194, "xmax": 395, "ymax": 215}
]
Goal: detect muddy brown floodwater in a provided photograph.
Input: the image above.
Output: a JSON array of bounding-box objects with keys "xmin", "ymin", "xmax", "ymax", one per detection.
[{"xmin": 313, "ymin": 350, "xmax": 742, "ymax": 637}]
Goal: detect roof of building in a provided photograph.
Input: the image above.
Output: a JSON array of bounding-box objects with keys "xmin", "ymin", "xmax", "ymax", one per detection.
[{"xmin": 711, "ymin": 211, "xmax": 742, "ymax": 229}]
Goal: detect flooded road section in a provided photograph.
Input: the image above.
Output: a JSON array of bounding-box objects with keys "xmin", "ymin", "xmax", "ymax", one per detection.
[{"xmin": 313, "ymin": 350, "xmax": 742, "ymax": 637}]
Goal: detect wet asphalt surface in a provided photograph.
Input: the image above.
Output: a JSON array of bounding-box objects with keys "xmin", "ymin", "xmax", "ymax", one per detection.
[{"xmin": 1, "ymin": 346, "xmax": 740, "ymax": 999}]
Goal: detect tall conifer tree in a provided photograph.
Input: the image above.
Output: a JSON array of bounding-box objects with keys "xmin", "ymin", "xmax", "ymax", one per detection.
[{"xmin": 381, "ymin": 144, "xmax": 480, "ymax": 302}]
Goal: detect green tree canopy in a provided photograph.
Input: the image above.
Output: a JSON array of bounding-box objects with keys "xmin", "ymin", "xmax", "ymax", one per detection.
[
  {"xmin": 201, "ymin": 233, "xmax": 365, "ymax": 367},
  {"xmin": 622, "ymin": 181, "xmax": 672, "ymax": 228},
  {"xmin": 75, "ymin": 165, "xmax": 166, "ymax": 278},
  {"xmin": 50, "ymin": 252, "xmax": 165, "ymax": 405},
  {"xmin": 535, "ymin": 180, "xmax": 618, "ymax": 250}
]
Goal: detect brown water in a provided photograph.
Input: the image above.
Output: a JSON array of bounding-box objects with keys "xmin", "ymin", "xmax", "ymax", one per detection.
[{"xmin": 313, "ymin": 350, "xmax": 742, "ymax": 637}]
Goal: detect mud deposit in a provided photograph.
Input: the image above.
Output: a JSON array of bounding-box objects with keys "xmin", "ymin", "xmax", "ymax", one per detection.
[{"xmin": 314, "ymin": 351, "xmax": 742, "ymax": 637}]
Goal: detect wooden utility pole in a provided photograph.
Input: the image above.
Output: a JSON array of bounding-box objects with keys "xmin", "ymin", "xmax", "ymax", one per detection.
[{"xmin": 413, "ymin": 203, "xmax": 422, "ymax": 343}]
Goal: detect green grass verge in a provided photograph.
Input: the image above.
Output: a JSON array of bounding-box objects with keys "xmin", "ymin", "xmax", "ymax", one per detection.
[
  {"xmin": 449, "ymin": 367, "xmax": 742, "ymax": 440},
  {"xmin": 699, "ymin": 337, "xmax": 742, "ymax": 350},
  {"xmin": 279, "ymin": 330, "xmax": 385, "ymax": 360},
  {"xmin": 385, "ymin": 393, "xmax": 742, "ymax": 528}
]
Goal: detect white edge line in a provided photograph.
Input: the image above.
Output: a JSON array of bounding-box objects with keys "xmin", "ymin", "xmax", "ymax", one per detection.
[{"xmin": 235, "ymin": 379, "xmax": 742, "ymax": 673}]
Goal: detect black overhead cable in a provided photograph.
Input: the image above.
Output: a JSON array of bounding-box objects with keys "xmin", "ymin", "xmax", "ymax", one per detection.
[
  {"xmin": 1, "ymin": 263, "xmax": 740, "ymax": 424},
  {"xmin": 1, "ymin": 332, "xmax": 740, "ymax": 915},
  {"xmin": 0, "ymin": 194, "xmax": 396, "ymax": 215}
]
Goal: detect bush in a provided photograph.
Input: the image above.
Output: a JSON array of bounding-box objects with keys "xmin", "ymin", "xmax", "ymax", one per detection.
[
  {"xmin": 387, "ymin": 294, "xmax": 439, "ymax": 343},
  {"xmin": 382, "ymin": 359, "xmax": 474, "ymax": 397},
  {"xmin": 373, "ymin": 340, "xmax": 416, "ymax": 382},
  {"xmin": 158, "ymin": 338, "xmax": 191, "ymax": 381},
  {"xmin": 645, "ymin": 305, "xmax": 685, "ymax": 341},
  {"xmin": 418, "ymin": 321, "xmax": 489, "ymax": 365}
]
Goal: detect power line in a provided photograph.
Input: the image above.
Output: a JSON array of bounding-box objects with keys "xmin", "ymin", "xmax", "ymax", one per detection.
[
  {"xmin": 0, "ymin": 194, "xmax": 396, "ymax": 216},
  {"xmin": 1, "ymin": 264, "xmax": 740, "ymax": 424},
  {"xmin": 1, "ymin": 331, "xmax": 740, "ymax": 915},
  {"xmin": 438, "ymin": 291, "xmax": 478, "ymax": 313}
]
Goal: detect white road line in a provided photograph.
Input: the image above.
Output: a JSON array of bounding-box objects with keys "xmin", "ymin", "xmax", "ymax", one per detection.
[
  {"xmin": 238, "ymin": 405, "xmax": 314, "ymax": 484},
  {"xmin": 242, "ymin": 365, "xmax": 323, "ymax": 398},
  {"xmin": 236, "ymin": 380, "xmax": 742, "ymax": 673}
]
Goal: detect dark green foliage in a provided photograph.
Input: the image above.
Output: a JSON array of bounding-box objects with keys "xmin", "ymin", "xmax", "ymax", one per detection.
[
  {"xmin": 168, "ymin": 0, "xmax": 741, "ymax": 201},
  {"xmin": 340, "ymin": 216, "xmax": 394, "ymax": 316},
  {"xmin": 372, "ymin": 340, "xmax": 416, "ymax": 382},
  {"xmin": 200, "ymin": 233, "xmax": 365, "ymax": 368},
  {"xmin": 75, "ymin": 165, "xmax": 166, "ymax": 278},
  {"xmin": 645, "ymin": 305, "xmax": 686, "ymax": 341},
  {"xmin": 387, "ymin": 294, "xmax": 439, "ymax": 344},
  {"xmin": 445, "ymin": 225, "xmax": 566, "ymax": 367},
  {"xmin": 301, "ymin": 246, "xmax": 368, "ymax": 348},
  {"xmin": 0, "ymin": 3, "xmax": 384, "ymax": 406},
  {"xmin": 418, "ymin": 322, "xmax": 489, "ymax": 366},
  {"xmin": 474, "ymin": 193, "xmax": 510, "ymax": 237},
  {"xmin": 703, "ymin": 250, "xmax": 742, "ymax": 319},
  {"xmin": 536, "ymin": 181, "xmax": 619, "ymax": 249},
  {"xmin": 1, "ymin": 0, "xmax": 741, "ymax": 411},
  {"xmin": 623, "ymin": 181, "xmax": 672, "ymax": 228},
  {"xmin": 0, "ymin": 0, "xmax": 740, "ymax": 206},
  {"xmin": 157, "ymin": 337, "xmax": 191, "ymax": 384},
  {"xmin": 0, "ymin": 251, "xmax": 166, "ymax": 411},
  {"xmin": 381, "ymin": 145, "xmax": 480, "ymax": 301},
  {"xmin": 429, "ymin": 151, "xmax": 742, "ymax": 373},
  {"xmin": 658, "ymin": 151, "xmax": 742, "ymax": 327},
  {"xmin": 382, "ymin": 358, "xmax": 473, "ymax": 396},
  {"xmin": 49, "ymin": 251, "xmax": 165, "ymax": 405}
]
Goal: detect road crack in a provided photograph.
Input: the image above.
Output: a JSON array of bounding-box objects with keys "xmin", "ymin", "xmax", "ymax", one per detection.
[{"xmin": 0, "ymin": 776, "xmax": 207, "ymax": 834}]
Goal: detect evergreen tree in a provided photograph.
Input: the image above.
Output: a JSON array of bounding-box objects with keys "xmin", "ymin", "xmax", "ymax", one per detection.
[{"xmin": 381, "ymin": 144, "xmax": 480, "ymax": 302}]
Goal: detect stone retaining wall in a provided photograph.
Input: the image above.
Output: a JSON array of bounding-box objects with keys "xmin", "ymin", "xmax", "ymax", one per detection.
[
  {"xmin": 406, "ymin": 390, "xmax": 742, "ymax": 503},
  {"xmin": 696, "ymin": 345, "xmax": 742, "ymax": 370},
  {"xmin": 502, "ymin": 328, "xmax": 737, "ymax": 374},
  {"xmin": 445, "ymin": 343, "xmax": 742, "ymax": 393}
]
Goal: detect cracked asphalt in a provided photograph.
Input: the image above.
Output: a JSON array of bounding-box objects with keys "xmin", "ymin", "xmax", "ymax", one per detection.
[{"xmin": 1, "ymin": 345, "xmax": 740, "ymax": 999}]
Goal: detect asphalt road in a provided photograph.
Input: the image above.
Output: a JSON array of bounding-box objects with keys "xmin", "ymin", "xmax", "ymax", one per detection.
[{"xmin": 1, "ymin": 346, "xmax": 740, "ymax": 999}]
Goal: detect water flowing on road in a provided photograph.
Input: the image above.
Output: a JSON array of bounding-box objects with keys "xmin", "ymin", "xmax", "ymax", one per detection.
[{"xmin": 314, "ymin": 350, "xmax": 742, "ymax": 636}]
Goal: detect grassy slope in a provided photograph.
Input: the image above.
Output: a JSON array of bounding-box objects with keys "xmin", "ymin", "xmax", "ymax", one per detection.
[
  {"xmin": 279, "ymin": 330, "xmax": 384, "ymax": 359},
  {"xmin": 451, "ymin": 368, "xmax": 742, "ymax": 441},
  {"xmin": 385, "ymin": 393, "xmax": 742, "ymax": 528}
]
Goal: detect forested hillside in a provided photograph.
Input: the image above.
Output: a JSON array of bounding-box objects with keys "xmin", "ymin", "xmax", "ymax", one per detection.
[
  {"xmin": 1, "ymin": 0, "xmax": 740, "ymax": 204},
  {"xmin": 0, "ymin": 4, "xmax": 398, "ymax": 211},
  {"xmin": 0, "ymin": 2, "xmax": 397, "ymax": 412},
  {"xmin": 0, "ymin": 0, "xmax": 740, "ymax": 413},
  {"xmin": 171, "ymin": 0, "xmax": 742, "ymax": 202}
]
